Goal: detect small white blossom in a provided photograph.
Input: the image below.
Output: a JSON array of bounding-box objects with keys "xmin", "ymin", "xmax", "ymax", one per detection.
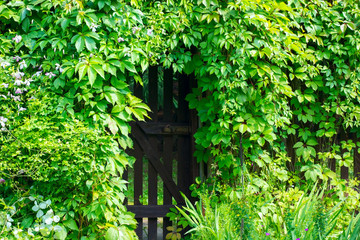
[
  {"xmin": 45, "ymin": 72, "xmax": 56, "ymax": 78},
  {"xmin": 12, "ymin": 35, "xmax": 22, "ymax": 43},
  {"xmin": 13, "ymin": 229, "xmax": 22, "ymax": 235},
  {"xmin": 18, "ymin": 106, "xmax": 27, "ymax": 112},
  {"xmin": 29, "ymin": 196, "xmax": 35, "ymax": 201},
  {"xmin": 12, "ymin": 95, "xmax": 21, "ymax": 101},
  {"xmin": 15, "ymin": 88, "xmax": 23, "ymax": 94},
  {"xmin": 118, "ymin": 37, "xmax": 124, "ymax": 43},
  {"xmin": 19, "ymin": 60, "xmax": 27, "ymax": 70},
  {"xmin": 6, "ymin": 214, "xmax": 13, "ymax": 222},
  {"xmin": 23, "ymin": 79, "xmax": 32, "ymax": 86},
  {"xmin": 36, "ymin": 210, "xmax": 44, "ymax": 218},
  {"xmin": 53, "ymin": 215, "xmax": 60, "ymax": 223},
  {"xmin": 10, "ymin": 206, "xmax": 16, "ymax": 215},
  {"xmin": 1, "ymin": 83, "xmax": 9, "ymax": 88},
  {"xmin": 132, "ymin": 27, "xmax": 139, "ymax": 34},
  {"xmin": 90, "ymin": 23, "xmax": 99, "ymax": 32},
  {"xmin": 147, "ymin": 29, "xmax": 153, "ymax": 36},
  {"xmin": 44, "ymin": 217, "xmax": 53, "ymax": 225},
  {"xmin": 1, "ymin": 62, "xmax": 10, "ymax": 68},
  {"xmin": 55, "ymin": 63, "xmax": 63, "ymax": 73},
  {"xmin": 13, "ymin": 71, "xmax": 25, "ymax": 79},
  {"xmin": 0, "ymin": 94, "xmax": 7, "ymax": 99},
  {"xmin": 39, "ymin": 202, "xmax": 47, "ymax": 209},
  {"xmin": 54, "ymin": 225, "xmax": 62, "ymax": 232},
  {"xmin": 13, "ymin": 56, "xmax": 21, "ymax": 62},
  {"xmin": 14, "ymin": 80, "xmax": 22, "ymax": 86},
  {"xmin": 32, "ymin": 201, "xmax": 39, "ymax": 212},
  {"xmin": 33, "ymin": 71, "xmax": 42, "ymax": 78},
  {"xmin": 0, "ymin": 117, "xmax": 8, "ymax": 127},
  {"xmin": 27, "ymin": 228, "xmax": 34, "ymax": 236}
]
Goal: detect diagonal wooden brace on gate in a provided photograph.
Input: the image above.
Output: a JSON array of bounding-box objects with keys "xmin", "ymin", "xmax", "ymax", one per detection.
[{"xmin": 130, "ymin": 123, "xmax": 184, "ymax": 204}]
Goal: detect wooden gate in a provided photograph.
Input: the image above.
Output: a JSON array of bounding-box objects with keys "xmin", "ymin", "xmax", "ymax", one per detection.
[{"xmin": 125, "ymin": 67, "xmax": 198, "ymax": 240}]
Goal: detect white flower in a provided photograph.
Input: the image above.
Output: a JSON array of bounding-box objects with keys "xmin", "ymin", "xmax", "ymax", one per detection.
[
  {"xmin": 132, "ymin": 27, "xmax": 139, "ymax": 34},
  {"xmin": 1, "ymin": 62, "xmax": 10, "ymax": 69},
  {"xmin": 32, "ymin": 201, "xmax": 39, "ymax": 211},
  {"xmin": 13, "ymin": 56, "xmax": 21, "ymax": 62},
  {"xmin": 29, "ymin": 196, "xmax": 35, "ymax": 201},
  {"xmin": 18, "ymin": 106, "xmax": 27, "ymax": 112},
  {"xmin": 13, "ymin": 71, "xmax": 25, "ymax": 79},
  {"xmin": 0, "ymin": 117, "xmax": 8, "ymax": 128},
  {"xmin": 118, "ymin": 37, "xmax": 124, "ymax": 43},
  {"xmin": 33, "ymin": 71, "xmax": 42, "ymax": 78},
  {"xmin": 44, "ymin": 217, "xmax": 53, "ymax": 225},
  {"xmin": 46, "ymin": 199, "xmax": 51, "ymax": 206},
  {"xmin": 12, "ymin": 95, "xmax": 21, "ymax": 101},
  {"xmin": 147, "ymin": 29, "xmax": 153, "ymax": 36},
  {"xmin": 6, "ymin": 222, "xmax": 11, "ymax": 229},
  {"xmin": 90, "ymin": 23, "xmax": 99, "ymax": 32},
  {"xmin": 39, "ymin": 202, "xmax": 47, "ymax": 209},
  {"xmin": 55, "ymin": 63, "xmax": 63, "ymax": 73},
  {"xmin": 6, "ymin": 214, "xmax": 13, "ymax": 222},
  {"xmin": 53, "ymin": 225, "xmax": 62, "ymax": 232},
  {"xmin": 36, "ymin": 210, "xmax": 44, "ymax": 218},
  {"xmin": 0, "ymin": 94, "xmax": 7, "ymax": 99},
  {"xmin": 13, "ymin": 35, "xmax": 22, "ymax": 43},
  {"xmin": 13, "ymin": 229, "xmax": 22, "ymax": 235},
  {"xmin": 9, "ymin": 206, "xmax": 16, "ymax": 215},
  {"xmin": 53, "ymin": 215, "xmax": 60, "ymax": 223},
  {"xmin": 27, "ymin": 228, "xmax": 34, "ymax": 236},
  {"xmin": 14, "ymin": 80, "xmax": 22, "ymax": 86},
  {"xmin": 1, "ymin": 83, "xmax": 9, "ymax": 88},
  {"xmin": 45, "ymin": 72, "xmax": 56, "ymax": 78},
  {"xmin": 22, "ymin": 79, "xmax": 32, "ymax": 86},
  {"xmin": 15, "ymin": 88, "xmax": 23, "ymax": 94},
  {"xmin": 19, "ymin": 60, "xmax": 27, "ymax": 70}
]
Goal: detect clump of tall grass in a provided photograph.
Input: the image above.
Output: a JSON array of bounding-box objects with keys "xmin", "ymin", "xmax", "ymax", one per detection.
[{"xmin": 177, "ymin": 184, "xmax": 360, "ymax": 240}]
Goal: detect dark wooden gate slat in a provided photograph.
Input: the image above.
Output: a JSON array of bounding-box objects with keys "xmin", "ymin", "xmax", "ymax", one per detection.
[
  {"xmin": 131, "ymin": 124, "xmax": 183, "ymax": 203},
  {"xmin": 148, "ymin": 66, "xmax": 159, "ymax": 240},
  {"xmin": 135, "ymin": 218, "xmax": 143, "ymax": 239},
  {"xmin": 131, "ymin": 139, "xmax": 144, "ymax": 239},
  {"xmin": 329, "ymin": 158, "xmax": 336, "ymax": 173},
  {"xmin": 148, "ymin": 163, "xmax": 158, "ymax": 239},
  {"xmin": 163, "ymin": 68, "xmax": 174, "ymax": 239},
  {"xmin": 341, "ymin": 166, "xmax": 349, "ymax": 180},
  {"xmin": 189, "ymin": 74, "xmax": 199, "ymax": 190},
  {"xmin": 177, "ymin": 74, "xmax": 191, "ymax": 199},
  {"xmin": 133, "ymin": 77, "xmax": 144, "ymax": 239}
]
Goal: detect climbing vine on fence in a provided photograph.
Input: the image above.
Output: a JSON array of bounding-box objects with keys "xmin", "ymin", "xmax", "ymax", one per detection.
[
  {"xmin": 2, "ymin": 0, "xmax": 360, "ymax": 238},
  {"xmin": 149, "ymin": 0, "xmax": 360, "ymax": 186}
]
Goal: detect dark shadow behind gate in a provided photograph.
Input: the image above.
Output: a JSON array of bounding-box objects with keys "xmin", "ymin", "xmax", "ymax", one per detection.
[{"xmin": 125, "ymin": 66, "xmax": 198, "ymax": 240}]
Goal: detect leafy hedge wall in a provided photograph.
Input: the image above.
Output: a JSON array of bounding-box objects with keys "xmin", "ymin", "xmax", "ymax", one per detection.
[
  {"xmin": 1, "ymin": 0, "xmax": 360, "ymax": 238},
  {"xmin": 165, "ymin": 0, "xmax": 360, "ymax": 185}
]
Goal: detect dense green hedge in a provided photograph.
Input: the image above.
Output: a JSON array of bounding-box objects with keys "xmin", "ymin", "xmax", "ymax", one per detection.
[{"xmin": 1, "ymin": 0, "xmax": 360, "ymax": 239}]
